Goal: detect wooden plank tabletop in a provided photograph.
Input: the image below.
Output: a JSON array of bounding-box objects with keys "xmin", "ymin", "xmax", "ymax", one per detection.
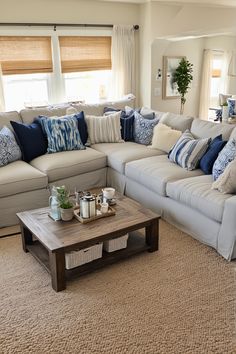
[{"xmin": 17, "ymin": 193, "xmax": 160, "ymax": 252}]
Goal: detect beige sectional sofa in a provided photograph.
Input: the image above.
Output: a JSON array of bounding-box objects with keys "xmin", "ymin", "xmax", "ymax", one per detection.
[{"xmin": 1, "ymin": 99, "xmax": 236, "ymax": 261}]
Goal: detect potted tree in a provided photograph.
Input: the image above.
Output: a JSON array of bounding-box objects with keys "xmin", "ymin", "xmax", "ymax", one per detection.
[
  {"xmin": 56, "ymin": 186, "xmax": 74, "ymax": 221},
  {"xmin": 172, "ymin": 58, "xmax": 193, "ymax": 114}
]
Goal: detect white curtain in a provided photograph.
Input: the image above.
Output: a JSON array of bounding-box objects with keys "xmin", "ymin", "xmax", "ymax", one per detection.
[
  {"xmin": 220, "ymin": 51, "xmax": 231, "ymax": 93},
  {"xmin": 111, "ymin": 25, "xmax": 135, "ymax": 99},
  {"xmin": 228, "ymin": 51, "xmax": 236, "ymax": 77},
  {"xmin": 0, "ymin": 64, "xmax": 5, "ymax": 112},
  {"xmin": 199, "ymin": 49, "xmax": 213, "ymax": 120}
]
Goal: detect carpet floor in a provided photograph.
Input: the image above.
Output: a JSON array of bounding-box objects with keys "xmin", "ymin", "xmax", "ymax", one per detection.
[{"xmin": 0, "ymin": 220, "xmax": 235, "ymax": 354}]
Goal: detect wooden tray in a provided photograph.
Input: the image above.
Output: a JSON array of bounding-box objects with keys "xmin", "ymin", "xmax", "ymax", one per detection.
[{"xmin": 74, "ymin": 205, "xmax": 116, "ymax": 224}]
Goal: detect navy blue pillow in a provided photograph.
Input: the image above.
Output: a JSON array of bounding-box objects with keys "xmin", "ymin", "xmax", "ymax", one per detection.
[
  {"xmin": 10, "ymin": 120, "xmax": 48, "ymax": 162},
  {"xmin": 199, "ymin": 135, "xmax": 227, "ymax": 174},
  {"xmin": 104, "ymin": 107, "xmax": 134, "ymax": 141},
  {"xmin": 74, "ymin": 111, "xmax": 88, "ymax": 145}
]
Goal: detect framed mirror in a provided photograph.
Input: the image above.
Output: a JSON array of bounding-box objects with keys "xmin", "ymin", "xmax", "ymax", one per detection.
[{"xmin": 162, "ymin": 56, "xmax": 185, "ymax": 99}]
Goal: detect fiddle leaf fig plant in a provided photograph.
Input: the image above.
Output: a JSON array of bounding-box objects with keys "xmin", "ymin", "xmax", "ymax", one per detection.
[{"xmin": 172, "ymin": 58, "xmax": 193, "ymax": 115}]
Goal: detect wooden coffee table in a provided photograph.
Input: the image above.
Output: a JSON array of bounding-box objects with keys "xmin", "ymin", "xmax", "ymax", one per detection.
[{"xmin": 17, "ymin": 193, "xmax": 160, "ymax": 292}]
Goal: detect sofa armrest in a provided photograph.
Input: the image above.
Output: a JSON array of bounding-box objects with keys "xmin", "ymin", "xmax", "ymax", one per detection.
[{"xmin": 218, "ymin": 195, "xmax": 236, "ymax": 260}]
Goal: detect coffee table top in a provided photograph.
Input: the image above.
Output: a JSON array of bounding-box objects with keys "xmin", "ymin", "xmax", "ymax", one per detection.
[{"xmin": 17, "ymin": 193, "xmax": 160, "ymax": 252}]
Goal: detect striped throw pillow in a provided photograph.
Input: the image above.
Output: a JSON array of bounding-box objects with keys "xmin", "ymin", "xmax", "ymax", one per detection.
[
  {"xmin": 86, "ymin": 112, "xmax": 123, "ymax": 144},
  {"xmin": 169, "ymin": 130, "xmax": 211, "ymax": 171}
]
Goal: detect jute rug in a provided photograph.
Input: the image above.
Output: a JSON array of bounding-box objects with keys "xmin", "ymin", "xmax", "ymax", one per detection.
[{"xmin": 0, "ymin": 221, "xmax": 235, "ymax": 354}]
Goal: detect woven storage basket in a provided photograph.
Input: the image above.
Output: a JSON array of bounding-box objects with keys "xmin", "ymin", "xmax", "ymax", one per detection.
[
  {"xmin": 103, "ymin": 234, "xmax": 129, "ymax": 253},
  {"xmin": 65, "ymin": 243, "xmax": 103, "ymax": 269}
]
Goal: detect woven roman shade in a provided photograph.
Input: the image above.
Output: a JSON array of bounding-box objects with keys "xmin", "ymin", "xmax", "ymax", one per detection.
[
  {"xmin": 59, "ymin": 36, "xmax": 111, "ymax": 73},
  {"xmin": 0, "ymin": 36, "xmax": 53, "ymax": 75}
]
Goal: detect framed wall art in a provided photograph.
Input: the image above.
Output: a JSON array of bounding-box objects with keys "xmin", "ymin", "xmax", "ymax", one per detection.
[{"xmin": 162, "ymin": 56, "xmax": 185, "ymax": 99}]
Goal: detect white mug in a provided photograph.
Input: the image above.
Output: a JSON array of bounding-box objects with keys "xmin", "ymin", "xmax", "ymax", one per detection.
[
  {"xmin": 100, "ymin": 202, "xmax": 109, "ymax": 214},
  {"xmin": 102, "ymin": 187, "xmax": 115, "ymax": 200}
]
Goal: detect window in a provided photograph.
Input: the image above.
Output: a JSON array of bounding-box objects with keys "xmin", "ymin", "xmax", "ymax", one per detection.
[
  {"xmin": 208, "ymin": 52, "xmax": 224, "ymax": 120},
  {"xmin": 0, "ymin": 36, "xmax": 52, "ymax": 110},
  {"xmin": 59, "ymin": 36, "xmax": 112, "ymax": 102}
]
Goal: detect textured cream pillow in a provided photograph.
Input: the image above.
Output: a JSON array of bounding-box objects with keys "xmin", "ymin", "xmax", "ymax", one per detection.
[
  {"xmin": 212, "ymin": 158, "xmax": 236, "ymax": 194},
  {"xmin": 86, "ymin": 112, "xmax": 123, "ymax": 144},
  {"xmin": 149, "ymin": 123, "xmax": 182, "ymax": 153}
]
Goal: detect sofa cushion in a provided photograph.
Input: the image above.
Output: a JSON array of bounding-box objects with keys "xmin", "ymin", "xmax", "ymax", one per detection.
[
  {"xmin": 149, "ymin": 123, "xmax": 182, "ymax": 153},
  {"xmin": 190, "ymin": 118, "xmax": 234, "ymax": 140},
  {"xmin": 166, "ymin": 175, "xmax": 231, "ymax": 222},
  {"xmin": 86, "ymin": 112, "xmax": 123, "ymax": 144},
  {"xmin": 0, "ymin": 126, "xmax": 22, "ymax": 166},
  {"xmin": 10, "ymin": 120, "xmax": 48, "ymax": 162},
  {"xmin": 168, "ymin": 130, "xmax": 210, "ymax": 171},
  {"xmin": 212, "ymin": 138, "xmax": 236, "ymax": 181},
  {"xmin": 91, "ymin": 142, "xmax": 163, "ymax": 174},
  {"xmin": 199, "ymin": 135, "xmax": 227, "ymax": 174},
  {"xmin": 0, "ymin": 111, "xmax": 22, "ymax": 130},
  {"xmin": 30, "ymin": 148, "xmax": 106, "ymax": 182},
  {"xmin": 20, "ymin": 105, "xmax": 70, "ymax": 124},
  {"xmin": 39, "ymin": 116, "xmax": 85, "ymax": 153},
  {"xmin": 0, "ymin": 160, "xmax": 47, "ymax": 198},
  {"xmin": 159, "ymin": 112, "xmax": 193, "ymax": 132},
  {"xmin": 125, "ymin": 155, "xmax": 204, "ymax": 197},
  {"xmin": 133, "ymin": 112, "xmax": 159, "ymax": 145}
]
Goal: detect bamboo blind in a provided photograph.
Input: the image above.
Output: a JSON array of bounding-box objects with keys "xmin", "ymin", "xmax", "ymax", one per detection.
[
  {"xmin": 0, "ymin": 36, "xmax": 53, "ymax": 75},
  {"xmin": 59, "ymin": 36, "xmax": 111, "ymax": 73}
]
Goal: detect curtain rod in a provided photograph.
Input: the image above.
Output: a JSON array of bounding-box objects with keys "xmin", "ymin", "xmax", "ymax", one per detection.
[{"xmin": 0, "ymin": 23, "xmax": 139, "ymax": 31}]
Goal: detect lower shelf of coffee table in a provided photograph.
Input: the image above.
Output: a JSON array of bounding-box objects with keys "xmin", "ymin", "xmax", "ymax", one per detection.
[{"xmin": 26, "ymin": 231, "xmax": 150, "ymax": 279}]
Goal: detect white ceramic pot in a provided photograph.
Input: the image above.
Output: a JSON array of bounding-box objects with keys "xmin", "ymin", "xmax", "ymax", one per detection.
[{"xmin": 60, "ymin": 207, "xmax": 74, "ymax": 221}]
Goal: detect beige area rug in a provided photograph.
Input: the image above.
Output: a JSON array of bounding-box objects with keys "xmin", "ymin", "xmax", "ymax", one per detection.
[{"xmin": 0, "ymin": 221, "xmax": 235, "ymax": 354}]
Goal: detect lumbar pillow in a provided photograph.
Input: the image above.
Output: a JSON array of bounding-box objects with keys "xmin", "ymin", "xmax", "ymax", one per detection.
[
  {"xmin": 85, "ymin": 112, "xmax": 123, "ymax": 144},
  {"xmin": 199, "ymin": 135, "xmax": 227, "ymax": 175},
  {"xmin": 212, "ymin": 158, "xmax": 236, "ymax": 194},
  {"xmin": 169, "ymin": 130, "xmax": 211, "ymax": 171},
  {"xmin": 10, "ymin": 120, "xmax": 47, "ymax": 162},
  {"xmin": 104, "ymin": 107, "xmax": 134, "ymax": 141},
  {"xmin": 39, "ymin": 116, "xmax": 85, "ymax": 153},
  {"xmin": 133, "ymin": 111, "xmax": 159, "ymax": 145},
  {"xmin": 0, "ymin": 126, "xmax": 22, "ymax": 166},
  {"xmin": 149, "ymin": 123, "xmax": 182, "ymax": 153},
  {"xmin": 212, "ymin": 138, "xmax": 236, "ymax": 180}
]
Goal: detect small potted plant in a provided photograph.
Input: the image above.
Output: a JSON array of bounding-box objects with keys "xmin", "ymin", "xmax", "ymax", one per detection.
[{"xmin": 56, "ymin": 186, "xmax": 74, "ymax": 221}]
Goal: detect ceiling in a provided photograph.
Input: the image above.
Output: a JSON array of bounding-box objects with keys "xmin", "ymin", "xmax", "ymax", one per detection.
[{"xmin": 97, "ymin": 0, "xmax": 236, "ymax": 7}]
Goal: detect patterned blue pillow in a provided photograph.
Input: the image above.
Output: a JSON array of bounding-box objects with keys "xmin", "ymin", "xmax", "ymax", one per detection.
[
  {"xmin": 227, "ymin": 99, "xmax": 236, "ymax": 116},
  {"xmin": 169, "ymin": 130, "xmax": 210, "ymax": 171},
  {"xmin": 212, "ymin": 138, "xmax": 236, "ymax": 180},
  {"xmin": 0, "ymin": 126, "xmax": 22, "ymax": 166},
  {"xmin": 133, "ymin": 112, "xmax": 159, "ymax": 145},
  {"xmin": 39, "ymin": 116, "xmax": 85, "ymax": 153}
]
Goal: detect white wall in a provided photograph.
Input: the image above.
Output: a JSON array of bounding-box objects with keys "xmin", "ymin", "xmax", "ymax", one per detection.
[
  {"xmin": 150, "ymin": 35, "xmax": 236, "ymax": 117},
  {"xmin": 0, "ymin": 0, "xmax": 139, "ymax": 25}
]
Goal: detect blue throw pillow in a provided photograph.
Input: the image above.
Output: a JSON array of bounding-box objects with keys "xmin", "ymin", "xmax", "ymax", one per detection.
[
  {"xmin": 0, "ymin": 126, "xmax": 22, "ymax": 166},
  {"xmin": 39, "ymin": 116, "xmax": 85, "ymax": 153},
  {"xmin": 227, "ymin": 98, "xmax": 236, "ymax": 116},
  {"xmin": 10, "ymin": 120, "xmax": 47, "ymax": 162},
  {"xmin": 133, "ymin": 111, "xmax": 159, "ymax": 145},
  {"xmin": 104, "ymin": 107, "xmax": 134, "ymax": 141},
  {"xmin": 199, "ymin": 135, "xmax": 227, "ymax": 174},
  {"xmin": 212, "ymin": 138, "xmax": 236, "ymax": 180},
  {"xmin": 36, "ymin": 112, "xmax": 88, "ymax": 145},
  {"xmin": 168, "ymin": 130, "xmax": 211, "ymax": 171}
]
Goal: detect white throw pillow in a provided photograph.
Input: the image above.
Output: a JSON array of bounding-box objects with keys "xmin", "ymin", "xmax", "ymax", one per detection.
[
  {"xmin": 149, "ymin": 123, "xmax": 182, "ymax": 153},
  {"xmin": 212, "ymin": 158, "xmax": 236, "ymax": 194},
  {"xmin": 85, "ymin": 112, "xmax": 123, "ymax": 144}
]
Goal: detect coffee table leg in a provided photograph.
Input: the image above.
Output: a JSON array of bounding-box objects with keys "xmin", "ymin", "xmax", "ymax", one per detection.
[
  {"xmin": 145, "ymin": 219, "xmax": 159, "ymax": 252},
  {"xmin": 20, "ymin": 223, "xmax": 33, "ymax": 253},
  {"xmin": 49, "ymin": 251, "xmax": 66, "ymax": 292}
]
